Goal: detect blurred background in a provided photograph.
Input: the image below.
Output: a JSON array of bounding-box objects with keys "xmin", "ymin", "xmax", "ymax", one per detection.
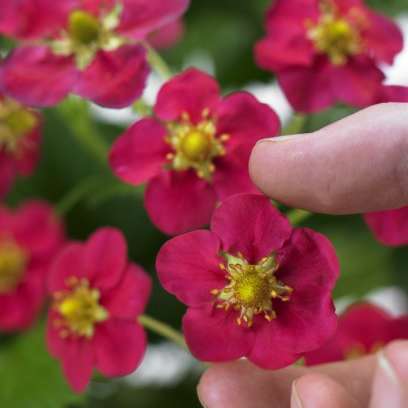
[{"xmin": 1, "ymin": 0, "xmax": 408, "ymax": 407}]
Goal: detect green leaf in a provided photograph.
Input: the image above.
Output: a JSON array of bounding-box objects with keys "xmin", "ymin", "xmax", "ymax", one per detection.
[{"xmin": 0, "ymin": 321, "xmax": 84, "ymax": 408}]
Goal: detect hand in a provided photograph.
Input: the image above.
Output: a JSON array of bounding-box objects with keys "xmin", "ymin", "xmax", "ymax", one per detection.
[{"xmin": 197, "ymin": 103, "xmax": 408, "ymax": 408}]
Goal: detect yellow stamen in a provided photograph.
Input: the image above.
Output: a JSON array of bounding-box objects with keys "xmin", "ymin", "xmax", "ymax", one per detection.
[
  {"xmin": 54, "ymin": 278, "xmax": 108, "ymax": 338},
  {"xmin": 165, "ymin": 109, "xmax": 229, "ymax": 182},
  {"xmin": 307, "ymin": 2, "xmax": 362, "ymax": 65},
  {"xmin": 0, "ymin": 240, "xmax": 27, "ymax": 293},
  {"xmin": 68, "ymin": 10, "xmax": 101, "ymax": 45},
  {"xmin": 0, "ymin": 98, "xmax": 37, "ymax": 154},
  {"xmin": 213, "ymin": 254, "xmax": 293, "ymax": 327}
]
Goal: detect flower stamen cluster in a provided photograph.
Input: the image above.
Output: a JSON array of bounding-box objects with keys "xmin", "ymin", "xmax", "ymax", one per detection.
[
  {"xmin": 165, "ymin": 109, "xmax": 229, "ymax": 181},
  {"xmin": 307, "ymin": 2, "xmax": 362, "ymax": 65},
  {"xmin": 0, "ymin": 239, "xmax": 27, "ymax": 293},
  {"xmin": 51, "ymin": 5, "xmax": 126, "ymax": 70},
  {"xmin": 0, "ymin": 98, "xmax": 37, "ymax": 154},
  {"xmin": 212, "ymin": 253, "xmax": 293, "ymax": 327},
  {"xmin": 53, "ymin": 276, "xmax": 108, "ymax": 339}
]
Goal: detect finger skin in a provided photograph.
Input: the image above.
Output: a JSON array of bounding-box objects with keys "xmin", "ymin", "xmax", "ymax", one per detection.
[
  {"xmin": 198, "ymin": 356, "xmax": 375, "ymax": 408},
  {"xmin": 292, "ymin": 373, "xmax": 361, "ymax": 408},
  {"xmin": 249, "ymin": 103, "xmax": 408, "ymax": 214},
  {"xmin": 370, "ymin": 341, "xmax": 408, "ymax": 408}
]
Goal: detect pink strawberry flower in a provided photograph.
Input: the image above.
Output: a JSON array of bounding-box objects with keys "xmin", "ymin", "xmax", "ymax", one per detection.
[
  {"xmin": 46, "ymin": 227, "xmax": 151, "ymax": 393},
  {"xmin": 364, "ymin": 207, "xmax": 408, "ymax": 247},
  {"xmin": 156, "ymin": 194, "xmax": 339, "ymax": 369},
  {"xmin": 305, "ymin": 303, "xmax": 408, "ymax": 365},
  {"xmin": 109, "ymin": 68, "xmax": 280, "ymax": 235},
  {"xmin": 0, "ymin": 95, "xmax": 41, "ymax": 198},
  {"xmin": 0, "ymin": 201, "xmax": 64, "ymax": 331},
  {"xmin": 0, "ymin": 0, "xmax": 189, "ymax": 108},
  {"xmin": 148, "ymin": 19, "xmax": 184, "ymax": 50},
  {"xmin": 255, "ymin": 0, "xmax": 404, "ymax": 112}
]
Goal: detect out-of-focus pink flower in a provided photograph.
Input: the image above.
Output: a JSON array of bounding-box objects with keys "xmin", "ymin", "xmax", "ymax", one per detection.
[
  {"xmin": 0, "ymin": 0, "xmax": 190, "ymax": 108},
  {"xmin": 109, "ymin": 68, "xmax": 280, "ymax": 235},
  {"xmin": 156, "ymin": 194, "xmax": 339, "ymax": 369},
  {"xmin": 149, "ymin": 19, "xmax": 184, "ymax": 50},
  {"xmin": 255, "ymin": 0, "xmax": 404, "ymax": 112},
  {"xmin": 0, "ymin": 201, "xmax": 64, "ymax": 331},
  {"xmin": 0, "ymin": 95, "xmax": 41, "ymax": 198},
  {"xmin": 364, "ymin": 207, "xmax": 408, "ymax": 247},
  {"xmin": 47, "ymin": 227, "xmax": 151, "ymax": 393},
  {"xmin": 305, "ymin": 303, "xmax": 408, "ymax": 365}
]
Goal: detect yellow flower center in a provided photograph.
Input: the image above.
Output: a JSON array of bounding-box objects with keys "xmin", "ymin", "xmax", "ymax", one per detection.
[
  {"xmin": 211, "ymin": 253, "xmax": 293, "ymax": 327},
  {"xmin": 0, "ymin": 99, "xmax": 37, "ymax": 154},
  {"xmin": 50, "ymin": 5, "xmax": 125, "ymax": 70},
  {"xmin": 166, "ymin": 110, "xmax": 229, "ymax": 181},
  {"xmin": 54, "ymin": 277, "xmax": 108, "ymax": 339},
  {"xmin": 307, "ymin": 3, "xmax": 362, "ymax": 65},
  {"xmin": 68, "ymin": 10, "xmax": 101, "ymax": 46},
  {"xmin": 0, "ymin": 240, "xmax": 27, "ymax": 294}
]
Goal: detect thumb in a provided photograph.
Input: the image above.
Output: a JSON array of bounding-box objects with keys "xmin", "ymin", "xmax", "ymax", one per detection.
[{"xmin": 249, "ymin": 103, "xmax": 408, "ymax": 214}]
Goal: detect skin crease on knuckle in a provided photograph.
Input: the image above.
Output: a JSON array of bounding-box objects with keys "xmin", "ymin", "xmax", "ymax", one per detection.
[{"xmin": 249, "ymin": 103, "xmax": 408, "ymax": 214}]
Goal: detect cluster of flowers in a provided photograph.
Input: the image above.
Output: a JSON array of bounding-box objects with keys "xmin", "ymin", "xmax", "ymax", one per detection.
[{"xmin": 0, "ymin": 0, "xmax": 407, "ymax": 395}]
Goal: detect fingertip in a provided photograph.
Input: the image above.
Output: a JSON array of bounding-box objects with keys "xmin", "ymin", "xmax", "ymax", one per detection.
[
  {"xmin": 369, "ymin": 341, "xmax": 408, "ymax": 408},
  {"xmin": 293, "ymin": 373, "xmax": 360, "ymax": 408}
]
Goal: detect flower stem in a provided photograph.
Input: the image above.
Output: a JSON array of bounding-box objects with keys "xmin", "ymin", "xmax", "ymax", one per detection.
[
  {"xmin": 287, "ymin": 209, "xmax": 312, "ymax": 225},
  {"xmin": 56, "ymin": 99, "xmax": 109, "ymax": 165},
  {"xmin": 139, "ymin": 314, "xmax": 187, "ymax": 351},
  {"xmin": 144, "ymin": 44, "xmax": 173, "ymax": 80},
  {"xmin": 55, "ymin": 176, "xmax": 105, "ymax": 216}
]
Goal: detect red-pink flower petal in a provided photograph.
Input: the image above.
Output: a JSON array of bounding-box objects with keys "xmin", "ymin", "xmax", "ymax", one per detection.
[
  {"xmin": 48, "ymin": 243, "xmax": 85, "ymax": 292},
  {"xmin": 0, "ymin": 0, "xmax": 75, "ymax": 40},
  {"xmin": 74, "ymin": 45, "xmax": 149, "ymax": 109},
  {"xmin": 149, "ymin": 19, "xmax": 184, "ymax": 50},
  {"xmin": 213, "ymin": 153, "xmax": 258, "ymax": 200},
  {"xmin": 337, "ymin": 303, "xmax": 392, "ymax": 350},
  {"xmin": 103, "ymin": 263, "xmax": 152, "ymax": 319},
  {"xmin": 154, "ymin": 68, "xmax": 221, "ymax": 124},
  {"xmin": 109, "ymin": 118, "xmax": 169, "ymax": 185},
  {"xmin": 364, "ymin": 207, "xmax": 408, "ymax": 247},
  {"xmin": 183, "ymin": 306, "xmax": 255, "ymax": 362},
  {"xmin": 145, "ymin": 171, "xmax": 217, "ymax": 235},
  {"xmin": 12, "ymin": 201, "xmax": 64, "ymax": 258},
  {"xmin": 389, "ymin": 316, "xmax": 408, "ymax": 340},
  {"xmin": 271, "ymin": 228, "xmax": 339, "ymax": 352},
  {"xmin": 94, "ymin": 320, "xmax": 146, "ymax": 376},
  {"xmin": 211, "ymin": 194, "xmax": 292, "ymax": 264},
  {"xmin": 278, "ymin": 58, "xmax": 337, "ymax": 113},
  {"xmin": 83, "ymin": 228, "xmax": 127, "ymax": 291},
  {"xmin": 248, "ymin": 322, "xmax": 301, "ymax": 369},
  {"xmin": 0, "ymin": 47, "xmax": 77, "ymax": 107},
  {"xmin": 0, "ymin": 152, "xmax": 16, "ymax": 198},
  {"xmin": 255, "ymin": 27, "xmax": 314, "ymax": 72},
  {"xmin": 362, "ymin": 10, "xmax": 403, "ymax": 64},
  {"xmin": 118, "ymin": 0, "xmax": 190, "ymax": 39},
  {"xmin": 330, "ymin": 57, "xmax": 384, "ymax": 107},
  {"xmin": 47, "ymin": 311, "xmax": 66, "ymax": 358},
  {"xmin": 14, "ymin": 119, "xmax": 42, "ymax": 176},
  {"xmin": 157, "ymin": 230, "xmax": 225, "ymax": 307},
  {"xmin": 61, "ymin": 339, "xmax": 94, "ymax": 393},
  {"xmin": 216, "ymin": 92, "xmax": 280, "ymax": 152},
  {"xmin": 0, "ymin": 274, "xmax": 44, "ymax": 331},
  {"xmin": 379, "ymin": 86, "xmax": 408, "ymax": 103}
]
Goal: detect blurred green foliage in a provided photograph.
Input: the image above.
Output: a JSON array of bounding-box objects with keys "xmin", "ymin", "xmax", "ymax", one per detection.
[{"xmin": 1, "ymin": 0, "xmax": 408, "ymax": 407}]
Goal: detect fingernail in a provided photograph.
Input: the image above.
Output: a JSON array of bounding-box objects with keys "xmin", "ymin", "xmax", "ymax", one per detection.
[
  {"xmin": 256, "ymin": 135, "xmax": 299, "ymax": 144},
  {"xmin": 370, "ymin": 343, "xmax": 408, "ymax": 408},
  {"xmin": 291, "ymin": 381, "xmax": 304, "ymax": 408}
]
